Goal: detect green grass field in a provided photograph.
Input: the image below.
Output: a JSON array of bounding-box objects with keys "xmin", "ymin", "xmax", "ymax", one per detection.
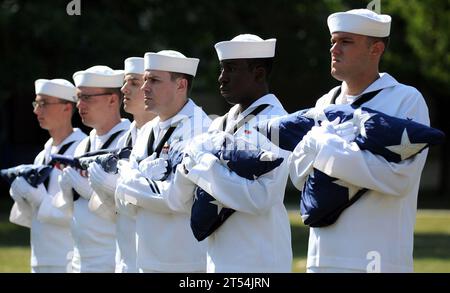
[
  {"xmin": 1, "ymin": 204, "xmax": 449, "ymax": 273},
  {"xmin": 289, "ymin": 209, "xmax": 450, "ymax": 272}
]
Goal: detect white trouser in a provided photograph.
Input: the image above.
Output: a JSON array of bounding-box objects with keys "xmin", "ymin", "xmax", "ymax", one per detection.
[
  {"xmin": 71, "ymin": 254, "xmax": 116, "ymax": 273},
  {"xmin": 307, "ymin": 267, "xmax": 366, "ymax": 273},
  {"xmin": 139, "ymin": 269, "xmax": 205, "ymax": 273},
  {"xmin": 32, "ymin": 266, "xmax": 68, "ymax": 273}
]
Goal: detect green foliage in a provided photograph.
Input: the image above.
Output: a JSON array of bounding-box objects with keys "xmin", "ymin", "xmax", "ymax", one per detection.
[
  {"xmin": 0, "ymin": 0, "xmax": 447, "ymax": 110},
  {"xmin": 385, "ymin": 0, "xmax": 450, "ymax": 95},
  {"xmin": 0, "ymin": 0, "xmax": 341, "ymax": 112},
  {"xmin": 0, "ymin": 1, "xmax": 448, "ymax": 189}
]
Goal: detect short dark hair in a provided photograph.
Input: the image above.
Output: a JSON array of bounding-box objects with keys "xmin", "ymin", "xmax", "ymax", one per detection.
[
  {"xmin": 67, "ymin": 101, "xmax": 77, "ymax": 115},
  {"xmin": 54, "ymin": 98, "xmax": 76, "ymax": 115},
  {"xmin": 367, "ymin": 36, "xmax": 390, "ymax": 55},
  {"xmin": 110, "ymin": 87, "xmax": 124, "ymax": 106},
  {"xmin": 246, "ymin": 58, "xmax": 274, "ymax": 80},
  {"xmin": 169, "ymin": 72, "xmax": 194, "ymax": 95}
]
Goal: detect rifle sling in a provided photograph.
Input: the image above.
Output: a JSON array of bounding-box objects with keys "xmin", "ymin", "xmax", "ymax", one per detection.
[
  {"xmin": 221, "ymin": 104, "xmax": 270, "ymax": 134},
  {"xmin": 125, "ymin": 132, "xmax": 133, "ymax": 148}
]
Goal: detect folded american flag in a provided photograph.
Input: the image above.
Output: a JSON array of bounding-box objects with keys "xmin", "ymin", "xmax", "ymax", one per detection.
[
  {"xmin": 257, "ymin": 104, "xmax": 445, "ymax": 227},
  {"xmin": 1, "ymin": 164, "xmax": 53, "ymax": 188},
  {"xmin": 190, "ymin": 144, "xmax": 284, "ymax": 241}
]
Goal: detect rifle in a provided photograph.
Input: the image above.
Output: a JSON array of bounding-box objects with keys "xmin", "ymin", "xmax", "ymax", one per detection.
[
  {"xmin": 0, "ymin": 164, "xmax": 53, "ymax": 187},
  {"xmin": 49, "ymin": 146, "xmax": 132, "ymax": 174}
]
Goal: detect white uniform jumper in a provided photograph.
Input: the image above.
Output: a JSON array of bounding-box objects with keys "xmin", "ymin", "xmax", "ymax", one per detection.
[
  {"xmin": 64, "ymin": 119, "xmax": 130, "ymax": 272},
  {"xmin": 10, "ymin": 128, "xmax": 86, "ymax": 272},
  {"xmin": 114, "ymin": 119, "xmax": 157, "ymax": 273},
  {"xmin": 290, "ymin": 73, "xmax": 430, "ymax": 272},
  {"xmin": 116, "ymin": 99, "xmax": 210, "ymax": 272},
  {"xmin": 175, "ymin": 94, "xmax": 293, "ymax": 273}
]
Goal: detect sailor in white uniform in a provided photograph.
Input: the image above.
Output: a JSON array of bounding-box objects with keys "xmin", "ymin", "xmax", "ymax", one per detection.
[
  {"xmin": 55, "ymin": 66, "xmax": 130, "ymax": 272},
  {"xmin": 9, "ymin": 78, "xmax": 86, "ymax": 273},
  {"xmin": 170, "ymin": 35, "xmax": 293, "ymax": 273},
  {"xmin": 116, "ymin": 50, "xmax": 210, "ymax": 272},
  {"xmin": 87, "ymin": 57, "xmax": 157, "ymax": 273},
  {"xmin": 289, "ymin": 9, "xmax": 430, "ymax": 273}
]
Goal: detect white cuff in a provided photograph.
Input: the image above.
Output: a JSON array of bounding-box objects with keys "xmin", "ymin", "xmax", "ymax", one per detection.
[{"xmin": 185, "ymin": 152, "xmax": 218, "ymax": 185}]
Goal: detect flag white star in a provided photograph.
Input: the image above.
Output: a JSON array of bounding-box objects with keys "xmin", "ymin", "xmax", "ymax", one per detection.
[
  {"xmin": 385, "ymin": 129, "xmax": 427, "ymax": 160},
  {"xmin": 333, "ymin": 179, "xmax": 361, "ymax": 199},
  {"xmin": 352, "ymin": 108, "xmax": 377, "ymax": 138},
  {"xmin": 303, "ymin": 107, "xmax": 325, "ymax": 124},
  {"xmin": 259, "ymin": 151, "xmax": 276, "ymax": 162},
  {"xmin": 210, "ymin": 200, "xmax": 224, "ymax": 215}
]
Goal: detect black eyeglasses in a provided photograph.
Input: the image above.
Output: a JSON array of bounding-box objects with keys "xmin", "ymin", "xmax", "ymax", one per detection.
[
  {"xmin": 77, "ymin": 93, "xmax": 112, "ymax": 103},
  {"xmin": 32, "ymin": 101, "xmax": 67, "ymax": 109}
]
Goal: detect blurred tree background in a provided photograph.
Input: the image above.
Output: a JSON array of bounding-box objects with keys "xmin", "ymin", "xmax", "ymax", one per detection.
[{"xmin": 0, "ymin": 0, "xmax": 449, "ymax": 201}]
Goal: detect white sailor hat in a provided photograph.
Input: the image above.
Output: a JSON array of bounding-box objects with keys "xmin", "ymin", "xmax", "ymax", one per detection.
[
  {"xmin": 144, "ymin": 50, "xmax": 199, "ymax": 77},
  {"xmin": 124, "ymin": 57, "xmax": 145, "ymax": 75},
  {"xmin": 34, "ymin": 79, "xmax": 77, "ymax": 102},
  {"xmin": 73, "ymin": 65, "xmax": 124, "ymax": 88},
  {"xmin": 214, "ymin": 34, "xmax": 276, "ymax": 61},
  {"xmin": 327, "ymin": 9, "xmax": 391, "ymax": 37}
]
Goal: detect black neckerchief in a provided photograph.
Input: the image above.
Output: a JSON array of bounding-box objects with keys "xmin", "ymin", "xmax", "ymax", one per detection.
[
  {"xmin": 84, "ymin": 130, "xmax": 124, "ymax": 153},
  {"xmin": 330, "ymin": 86, "xmax": 383, "ymax": 107},
  {"xmin": 221, "ymin": 104, "xmax": 270, "ymax": 134},
  {"xmin": 125, "ymin": 132, "xmax": 133, "ymax": 148},
  {"xmin": 42, "ymin": 140, "xmax": 76, "ymax": 189},
  {"xmin": 147, "ymin": 126, "xmax": 177, "ymax": 158}
]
